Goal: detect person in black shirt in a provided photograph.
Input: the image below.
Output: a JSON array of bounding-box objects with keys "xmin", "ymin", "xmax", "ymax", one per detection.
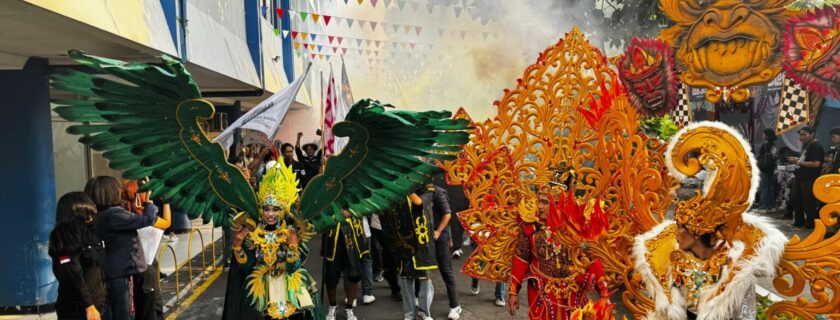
[
  {"xmin": 49, "ymin": 192, "xmax": 108, "ymax": 320},
  {"xmin": 295, "ymin": 131, "xmax": 322, "ymax": 190},
  {"xmin": 824, "ymin": 126, "xmax": 840, "ymax": 175},
  {"xmin": 419, "ymin": 182, "xmax": 462, "ymax": 320},
  {"xmin": 755, "ymin": 128, "xmax": 779, "ymax": 212},
  {"xmin": 786, "ymin": 126, "xmax": 824, "ymax": 229},
  {"xmin": 280, "ymin": 143, "xmax": 306, "ymax": 189}
]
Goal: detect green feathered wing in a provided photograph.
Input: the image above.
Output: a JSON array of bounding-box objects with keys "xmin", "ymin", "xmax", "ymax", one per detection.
[
  {"xmin": 299, "ymin": 99, "xmax": 470, "ymax": 231},
  {"xmin": 50, "ymin": 50, "xmax": 259, "ymax": 225}
]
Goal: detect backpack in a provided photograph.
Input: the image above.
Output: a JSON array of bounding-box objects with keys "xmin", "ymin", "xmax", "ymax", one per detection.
[{"xmin": 757, "ymin": 144, "xmax": 777, "ymax": 173}]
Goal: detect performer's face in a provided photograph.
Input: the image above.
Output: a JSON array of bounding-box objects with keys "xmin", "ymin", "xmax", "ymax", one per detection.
[
  {"xmin": 537, "ymin": 193, "xmax": 550, "ymax": 217},
  {"xmin": 263, "ymin": 205, "xmax": 281, "ymax": 225},
  {"xmin": 676, "ymin": 225, "xmax": 696, "ymax": 250}
]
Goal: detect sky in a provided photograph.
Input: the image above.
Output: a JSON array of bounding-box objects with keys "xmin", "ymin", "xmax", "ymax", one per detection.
[{"xmin": 280, "ymin": 0, "xmax": 621, "ymax": 144}]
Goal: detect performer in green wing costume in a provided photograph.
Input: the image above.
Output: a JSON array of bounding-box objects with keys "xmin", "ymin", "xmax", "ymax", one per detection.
[{"xmin": 51, "ymin": 50, "xmax": 470, "ymax": 320}]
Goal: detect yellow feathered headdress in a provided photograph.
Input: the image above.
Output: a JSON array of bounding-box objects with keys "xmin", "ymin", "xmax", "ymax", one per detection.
[{"xmin": 257, "ymin": 160, "xmax": 300, "ymax": 215}]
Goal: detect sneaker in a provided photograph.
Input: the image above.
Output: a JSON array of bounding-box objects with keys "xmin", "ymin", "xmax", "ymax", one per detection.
[
  {"xmin": 344, "ymin": 298, "xmax": 357, "ymax": 308},
  {"xmin": 374, "ymin": 271, "xmax": 385, "ymax": 282},
  {"xmin": 448, "ymin": 306, "xmax": 462, "ymax": 320},
  {"xmin": 166, "ymin": 234, "xmax": 178, "ymax": 243},
  {"xmin": 495, "ymin": 298, "xmax": 506, "ymax": 307},
  {"xmin": 362, "ymin": 295, "xmax": 376, "ymax": 304},
  {"xmin": 452, "ymin": 249, "xmax": 463, "ymax": 259},
  {"xmin": 462, "ymin": 237, "xmax": 472, "ymax": 247},
  {"xmin": 326, "ymin": 306, "xmax": 337, "ymax": 320},
  {"xmin": 345, "ymin": 308, "xmax": 357, "ymax": 320},
  {"xmin": 470, "ymin": 283, "xmax": 480, "ymax": 295}
]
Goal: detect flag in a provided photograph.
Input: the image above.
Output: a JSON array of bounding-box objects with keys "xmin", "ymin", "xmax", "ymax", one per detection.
[
  {"xmin": 777, "ymin": 77, "xmax": 809, "ymax": 134},
  {"xmin": 335, "ymin": 57, "xmax": 354, "ymax": 153},
  {"xmin": 214, "ymin": 63, "xmax": 312, "ymax": 149},
  {"xmin": 670, "ymin": 82, "xmax": 692, "ymax": 127},
  {"xmin": 323, "ymin": 68, "xmax": 337, "ymax": 156}
]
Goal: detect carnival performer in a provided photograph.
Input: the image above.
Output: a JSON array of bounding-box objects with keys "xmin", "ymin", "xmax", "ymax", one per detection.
[
  {"xmin": 231, "ymin": 162, "xmax": 317, "ymax": 320},
  {"xmin": 321, "ymin": 211, "xmax": 368, "ymax": 320},
  {"xmin": 507, "ymin": 168, "xmax": 610, "ymax": 320},
  {"xmin": 633, "ymin": 122, "xmax": 787, "ymax": 320}
]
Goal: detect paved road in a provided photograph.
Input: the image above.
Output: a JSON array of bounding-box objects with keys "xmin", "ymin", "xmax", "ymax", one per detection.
[
  {"xmin": 170, "ymin": 235, "xmax": 522, "ymax": 320},
  {"xmin": 168, "ymin": 210, "xmax": 808, "ymax": 319}
]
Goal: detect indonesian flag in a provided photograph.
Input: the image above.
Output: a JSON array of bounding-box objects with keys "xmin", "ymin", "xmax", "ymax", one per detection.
[{"xmin": 324, "ymin": 69, "xmax": 337, "ymax": 156}]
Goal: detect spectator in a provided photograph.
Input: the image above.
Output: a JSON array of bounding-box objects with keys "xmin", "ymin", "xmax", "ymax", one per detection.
[
  {"xmin": 295, "ymin": 131, "xmax": 323, "ymax": 190},
  {"xmin": 121, "ymin": 180, "xmax": 172, "ymax": 320},
  {"xmin": 755, "ymin": 128, "xmax": 779, "ymax": 213},
  {"xmin": 280, "ymin": 143, "xmax": 306, "ymax": 188},
  {"xmin": 824, "ymin": 126, "xmax": 840, "ymax": 175},
  {"xmin": 368, "ymin": 213, "xmax": 402, "ymax": 301},
  {"xmin": 469, "ymin": 279, "xmax": 508, "ymax": 307},
  {"xmin": 786, "ymin": 126, "xmax": 824, "ymax": 229},
  {"xmin": 85, "ymin": 176, "xmax": 161, "ymax": 320},
  {"xmin": 49, "ymin": 192, "xmax": 108, "ymax": 320},
  {"xmin": 419, "ymin": 182, "xmax": 462, "ymax": 320}
]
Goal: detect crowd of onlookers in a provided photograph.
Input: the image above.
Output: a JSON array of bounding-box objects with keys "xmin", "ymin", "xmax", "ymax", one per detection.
[
  {"xmin": 753, "ymin": 125, "xmax": 840, "ymax": 236},
  {"xmin": 49, "ymin": 177, "xmax": 172, "ymax": 320}
]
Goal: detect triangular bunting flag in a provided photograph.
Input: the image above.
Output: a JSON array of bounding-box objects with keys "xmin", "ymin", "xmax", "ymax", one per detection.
[
  {"xmin": 275, "ymin": 8, "xmax": 284, "ymax": 18},
  {"xmin": 301, "ymin": 32, "xmax": 308, "ymax": 40},
  {"xmin": 356, "ymin": 38, "xmax": 363, "ymax": 47},
  {"xmin": 310, "ymin": 53, "xmax": 316, "ymax": 60},
  {"xmin": 346, "ymin": 18, "xmax": 355, "ymax": 28},
  {"xmin": 299, "ymin": 12, "xmax": 308, "ymax": 21},
  {"xmin": 370, "ymin": 21, "xmax": 378, "ymax": 31},
  {"xmin": 404, "ymin": 25, "xmax": 412, "ymax": 33},
  {"xmin": 332, "ymin": 47, "xmax": 338, "ymax": 53},
  {"xmin": 294, "ymin": 41, "xmax": 301, "ymax": 49},
  {"xmin": 292, "ymin": 31, "xmax": 299, "ymax": 39},
  {"xmin": 328, "ymin": 36, "xmax": 335, "ymax": 44},
  {"xmin": 358, "ymin": 20, "xmax": 367, "ymax": 29},
  {"xmin": 273, "ymin": 28, "xmax": 280, "ymax": 36},
  {"xmin": 397, "ymin": 1, "xmax": 407, "ymax": 11},
  {"xmin": 370, "ymin": 0, "xmax": 378, "ymax": 7},
  {"xmin": 342, "ymin": 48, "xmax": 348, "ymax": 55},
  {"xmin": 312, "ymin": 14, "xmax": 320, "ymax": 23},
  {"xmin": 384, "ymin": 0, "xmax": 391, "ymax": 8},
  {"xmin": 261, "ymin": 6, "xmax": 268, "ymax": 16},
  {"xmin": 392, "ymin": 24, "xmax": 400, "ymax": 33},
  {"xmin": 295, "ymin": 51, "xmax": 302, "ymax": 58},
  {"xmin": 363, "ymin": 39, "xmax": 370, "ymax": 47},
  {"xmin": 415, "ymin": 26, "xmax": 422, "ymax": 36},
  {"xmin": 337, "ymin": 37, "xmax": 344, "ymax": 45},
  {"xmin": 310, "ymin": 33, "xmax": 317, "ymax": 41},
  {"xmin": 374, "ymin": 40, "xmax": 381, "ymax": 47},
  {"xmin": 411, "ymin": 2, "xmax": 420, "ymax": 11},
  {"xmin": 454, "ymin": 7, "xmax": 462, "ymax": 17},
  {"xmin": 323, "ymin": 15, "xmax": 332, "ymax": 26},
  {"xmin": 317, "ymin": 45, "xmax": 322, "ymax": 52},
  {"xmin": 438, "ymin": 28, "xmax": 444, "ymax": 37},
  {"xmin": 426, "ymin": 4, "xmax": 434, "ymax": 13},
  {"xmin": 357, "ymin": 0, "xmax": 363, "ymax": 4},
  {"xmin": 303, "ymin": 43, "xmax": 309, "ymax": 49},
  {"xmin": 319, "ymin": 54, "xmax": 324, "ymax": 60},
  {"xmin": 282, "ymin": 30, "xmax": 290, "ymax": 38},
  {"xmin": 410, "ymin": 43, "xmax": 416, "ymax": 49}
]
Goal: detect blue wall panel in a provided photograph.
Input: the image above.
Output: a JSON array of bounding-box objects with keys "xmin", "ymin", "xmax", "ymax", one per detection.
[
  {"xmin": 160, "ymin": 0, "xmax": 178, "ymax": 55},
  {"xmin": 245, "ymin": 0, "xmax": 262, "ymax": 84},
  {"xmin": 0, "ymin": 58, "xmax": 58, "ymax": 307}
]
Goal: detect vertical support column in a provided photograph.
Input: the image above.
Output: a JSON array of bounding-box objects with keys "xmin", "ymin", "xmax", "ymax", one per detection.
[
  {"xmin": 280, "ymin": 0, "xmax": 294, "ymax": 83},
  {"xmin": 0, "ymin": 58, "xmax": 57, "ymax": 307}
]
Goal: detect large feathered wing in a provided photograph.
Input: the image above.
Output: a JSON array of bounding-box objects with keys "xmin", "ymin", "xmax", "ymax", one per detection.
[
  {"xmin": 299, "ymin": 99, "xmax": 470, "ymax": 231},
  {"xmin": 51, "ymin": 50, "xmax": 259, "ymax": 225}
]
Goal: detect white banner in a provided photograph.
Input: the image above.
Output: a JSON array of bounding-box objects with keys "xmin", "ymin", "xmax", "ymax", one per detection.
[{"xmin": 215, "ymin": 63, "xmax": 312, "ymax": 149}]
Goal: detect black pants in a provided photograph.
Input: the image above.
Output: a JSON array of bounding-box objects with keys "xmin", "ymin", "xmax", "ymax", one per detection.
[
  {"xmin": 370, "ymin": 234, "xmax": 384, "ymax": 276},
  {"xmin": 434, "ymin": 232, "xmax": 459, "ymax": 308},
  {"xmin": 324, "ymin": 236, "xmax": 362, "ymax": 288},
  {"xmin": 791, "ymin": 177, "xmax": 819, "ymax": 228},
  {"xmin": 133, "ymin": 261, "xmax": 163, "ymax": 320},
  {"xmin": 450, "ymin": 212, "xmax": 465, "ymax": 251},
  {"xmin": 371, "ymin": 228, "xmax": 401, "ymax": 294}
]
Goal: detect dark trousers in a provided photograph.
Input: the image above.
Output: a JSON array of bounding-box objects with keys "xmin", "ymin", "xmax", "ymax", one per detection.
[
  {"xmin": 371, "ymin": 228, "xmax": 401, "ymax": 294},
  {"xmin": 133, "ymin": 261, "xmax": 163, "ymax": 320},
  {"xmin": 790, "ymin": 177, "xmax": 819, "ymax": 228},
  {"xmin": 107, "ymin": 277, "xmax": 131, "ymax": 320},
  {"xmin": 434, "ymin": 232, "xmax": 459, "ymax": 308},
  {"xmin": 450, "ymin": 212, "xmax": 465, "ymax": 251},
  {"xmin": 370, "ymin": 234, "xmax": 384, "ymax": 276},
  {"xmin": 756, "ymin": 172, "xmax": 777, "ymax": 210}
]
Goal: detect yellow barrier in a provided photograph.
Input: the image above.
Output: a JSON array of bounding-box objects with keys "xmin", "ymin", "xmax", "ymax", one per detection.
[
  {"xmin": 157, "ymin": 244, "xmax": 180, "ymax": 298},
  {"xmin": 156, "ymin": 226, "xmax": 224, "ymax": 301}
]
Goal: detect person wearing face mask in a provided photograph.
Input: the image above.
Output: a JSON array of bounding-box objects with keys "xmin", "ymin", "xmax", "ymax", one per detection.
[{"xmin": 229, "ymin": 161, "xmax": 317, "ymax": 320}]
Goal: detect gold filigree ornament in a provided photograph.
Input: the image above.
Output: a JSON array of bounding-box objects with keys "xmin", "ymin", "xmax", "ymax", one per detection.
[
  {"xmin": 766, "ymin": 173, "xmax": 840, "ymax": 320},
  {"xmin": 439, "ymin": 27, "xmax": 673, "ymax": 308}
]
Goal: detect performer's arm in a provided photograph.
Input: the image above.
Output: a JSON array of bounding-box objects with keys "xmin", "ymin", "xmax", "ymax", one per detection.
[
  {"xmin": 586, "ymin": 258, "xmax": 610, "ymax": 297},
  {"xmin": 295, "ymin": 132, "xmax": 305, "ymax": 161},
  {"xmin": 152, "ymin": 203, "xmax": 171, "ymax": 229},
  {"xmin": 433, "ymin": 188, "xmax": 452, "ymax": 240},
  {"xmin": 509, "ymin": 227, "xmax": 531, "ymax": 295},
  {"xmin": 232, "ymin": 227, "xmax": 255, "ymax": 269},
  {"xmin": 52, "ymin": 252, "xmax": 98, "ymax": 314},
  {"xmin": 285, "ymin": 227, "xmax": 301, "ymax": 266}
]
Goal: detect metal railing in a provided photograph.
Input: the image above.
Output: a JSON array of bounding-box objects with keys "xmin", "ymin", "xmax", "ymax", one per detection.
[{"xmin": 155, "ymin": 225, "xmax": 223, "ymax": 302}]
